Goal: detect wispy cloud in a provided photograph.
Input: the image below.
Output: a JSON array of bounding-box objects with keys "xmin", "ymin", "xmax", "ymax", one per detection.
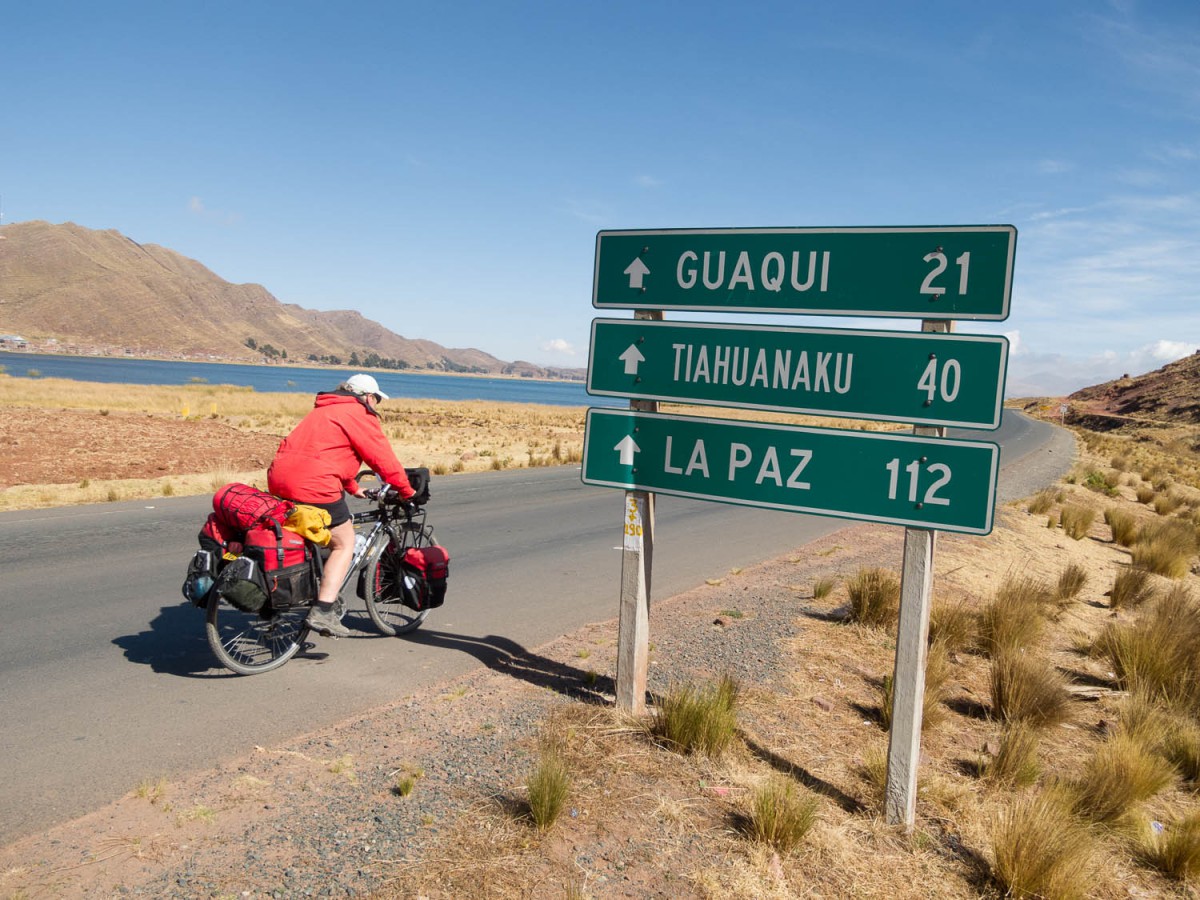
[
  {"xmin": 1036, "ymin": 159, "xmax": 1073, "ymax": 175},
  {"xmin": 634, "ymin": 174, "xmax": 662, "ymax": 189},
  {"xmin": 187, "ymin": 196, "xmax": 241, "ymax": 226},
  {"xmin": 1006, "ymin": 340, "xmax": 1199, "ymax": 397}
]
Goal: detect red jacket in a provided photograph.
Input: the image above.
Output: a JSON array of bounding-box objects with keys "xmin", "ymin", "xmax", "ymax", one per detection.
[{"xmin": 268, "ymin": 391, "xmax": 414, "ymax": 503}]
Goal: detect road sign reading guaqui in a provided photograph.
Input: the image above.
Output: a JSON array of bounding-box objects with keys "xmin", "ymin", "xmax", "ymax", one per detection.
[{"xmin": 594, "ymin": 226, "xmax": 1016, "ymax": 320}]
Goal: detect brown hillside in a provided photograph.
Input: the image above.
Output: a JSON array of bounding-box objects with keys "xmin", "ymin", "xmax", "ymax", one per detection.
[
  {"xmin": 0, "ymin": 220, "xmax": 552, "ymax": 376},
  {"xmin": 1069, "ymin": 350, "xmax": 1200, "ymax": 424}
]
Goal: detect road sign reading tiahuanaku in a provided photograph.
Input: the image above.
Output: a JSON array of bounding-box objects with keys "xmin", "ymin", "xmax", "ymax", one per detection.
[
  {"xmin": 587, "ymin": 318, "xmax": 1008, "ymax": 429},
  {"xmin": 593, "ymin": 226, "xmax": 1016, "ymax": 320},
  {"xmin": 582, "ymin": 408, "xmax": 1000, "ymax": 534}
]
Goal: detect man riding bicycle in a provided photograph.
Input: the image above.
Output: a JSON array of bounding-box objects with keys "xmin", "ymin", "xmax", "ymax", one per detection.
[{"xmin": 267, "ymin": 373, "xmax": 416, "ymax": 638}]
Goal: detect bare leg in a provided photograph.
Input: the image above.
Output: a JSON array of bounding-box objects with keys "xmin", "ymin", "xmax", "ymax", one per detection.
[{"xmin": 317, "ymin": 519, "xmax": 355, "ymax": 605}]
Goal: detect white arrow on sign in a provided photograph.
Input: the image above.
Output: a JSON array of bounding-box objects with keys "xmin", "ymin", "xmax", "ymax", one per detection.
[
  {"xmin": 613, "ymin": 435, "xmax": 640, "ymax": 466},
  {"xmin": 623, "ymin": 257, "xmax": 650, "ymax": 289},
  {"xmin": 618, "ymin": 343, "xmax": 645, "ymax": 375}
]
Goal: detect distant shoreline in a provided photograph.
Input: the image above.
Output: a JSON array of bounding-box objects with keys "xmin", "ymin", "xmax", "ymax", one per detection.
[{"xmin": 0, "ymin": 347, "xmax": 584, "ymax": 385}]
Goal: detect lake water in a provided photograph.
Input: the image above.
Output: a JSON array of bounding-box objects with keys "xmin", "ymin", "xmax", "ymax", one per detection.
[{"xmin": 0, "ymin": 350, "xmax": 618, "ymax": 408}]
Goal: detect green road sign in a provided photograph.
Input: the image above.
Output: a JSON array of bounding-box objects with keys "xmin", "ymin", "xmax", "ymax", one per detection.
[
  {"xmin": 582, "ymin": 408, "xmax": 999, "ymax": 534},
  {"xmin": 588, "ymin": 319, "xmax": 1008, "ymax": 430},
  {"xmin": 593, "ymin": 226, "xmax": 1016, "ymax": 320}
]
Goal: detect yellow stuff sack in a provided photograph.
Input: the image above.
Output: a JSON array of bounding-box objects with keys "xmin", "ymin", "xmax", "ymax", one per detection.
[{"xmin": 283, "ymin": 504, "xmax": 333, "ymax": 547}]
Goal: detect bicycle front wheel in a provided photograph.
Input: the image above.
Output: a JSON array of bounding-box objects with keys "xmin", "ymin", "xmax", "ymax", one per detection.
[
  {"xmin": 363, "ymin": 529, "xmax": 434, "ymax": 636},
  {"xmin": 206, "ymin": 593, "xmax": 310, "ymax": 675}
]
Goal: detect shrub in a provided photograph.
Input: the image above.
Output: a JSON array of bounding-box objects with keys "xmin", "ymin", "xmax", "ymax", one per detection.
[
  {"xmin": 1083, "ymin": 470, "xmax": 1119, "ymax": 496},
  {"xmin": 1139, "ymin": 812, "xmax": 1200, "ymax": 880},
  {"xmin": 1059, "ymin": 504, "xmax": 1096, "ymax": 540},
  {"xmin": 990, "ymin": 652, "xmax": 1072, "ymax": 727},
  {"xmin": 991, "ymin": 790, "xmax": 1095, "ymax": 900},
  {"xmin": 652, "ymin": 674, "xmax": 739, "ymax": 757},
  {"xmin": 845, "ymin": 567, "xmax": 900, "ymax": 628},
  {"xmin": 1104, "ymin": 507, "xmax": 1139, "ymax": 547},
  {"xmin": 1109, "ymin": 567, "xmax": 1157, "ymax": 609},
  {"xmin": 1069, "ymin": 735, "xmax": 1174, "ymax": 824},
  {"xmin": 981, "ymin": 721, "xmax": 1041, "ymax": 788},
  {"xmin": 743, "ymin": 777, "xmax": 819, "ymax": 853}
]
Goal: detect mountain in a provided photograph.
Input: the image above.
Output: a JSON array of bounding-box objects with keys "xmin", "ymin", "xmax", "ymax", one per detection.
[
  {"xmin": 0, "ymin": 220, "xmax": 580, "ymax": 378},
  {"xmin": 1068, "ymin": 351, "xmax": 1200, "ymax": 424}
]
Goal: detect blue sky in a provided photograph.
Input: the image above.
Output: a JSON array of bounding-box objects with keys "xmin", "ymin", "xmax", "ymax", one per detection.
[{"xmin": 3, "ymin": 0, "xmax": 1197, "ymax": 395}]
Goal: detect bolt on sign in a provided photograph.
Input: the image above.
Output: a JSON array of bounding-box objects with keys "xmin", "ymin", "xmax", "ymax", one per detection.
[{"xmin": 593, "ymin": 226, "xmax": 1015, "ymax": 320}]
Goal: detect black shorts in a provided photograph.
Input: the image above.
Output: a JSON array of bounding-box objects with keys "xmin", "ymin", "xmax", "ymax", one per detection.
[{"xmin": 301, "ymin": 496, "xmax": 351, "ymax": 527}]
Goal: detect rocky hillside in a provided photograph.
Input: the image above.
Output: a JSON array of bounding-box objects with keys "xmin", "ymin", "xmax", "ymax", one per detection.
[
  {"xmin": 0, "ymin": 220, "xmax": 575, "ymax": 378},
  {"xmin": 1069, "ymin": 351, "xmax": 1200, "ymax": 424}
]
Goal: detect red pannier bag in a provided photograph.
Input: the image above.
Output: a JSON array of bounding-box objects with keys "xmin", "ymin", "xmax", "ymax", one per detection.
[
  {"xmin": 398, "ymin": 545, "xmax": 449, "ymax": 612},
  {"xmin": 244, "ymin": 523, "xmax": 309, "ymax": 572},
  {"xmin": 212, "ymin": 483, "xmax": 292, "ymax": 537}
]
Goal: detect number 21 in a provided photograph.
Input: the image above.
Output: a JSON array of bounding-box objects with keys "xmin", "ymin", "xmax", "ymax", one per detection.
[{"xmin": 920, "ymin": 251, "xmax": 971, "ymax": 296}]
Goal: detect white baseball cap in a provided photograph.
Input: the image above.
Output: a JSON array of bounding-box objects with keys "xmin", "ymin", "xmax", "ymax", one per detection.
[{"xmin": 344, "ymin": 373, "xmax": 389, "ymax": 400}]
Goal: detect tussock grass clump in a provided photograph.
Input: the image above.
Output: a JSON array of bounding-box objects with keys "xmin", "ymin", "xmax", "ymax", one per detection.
[
  {"xmin": 1059, "ymin": 504, "xmax": 1096, "ymax": 540},
  {"xmin": 979, "ymin": 575, "xmax": 1050, "ymax": 656},
  {"xmin": 743, "ymin": 776, "xmax": 819, "ymax": 853},
  {"xmin": 1114, "ymin": 692, "xmax": 1173, "ymax": 752},
  {"xmin": 1054, "ymin": 564, "xmax": 1088, "ymax": 606},
  {"xmin": 845, "ymin": 567, "xmax": 900, "ymax": 628},
  {"xmin": 981, "ymin": 721, "xmax": 1041, "ymax": 788},
  {"xmin": 1095, "ymin": 587, "xmax": 1200, "ymax": 707},
  {"xmin": 1139, "ymin": 812, "xmax": 1200, "ymax": 880},
  {"xmin": 1104, "ymin": 507, "xmax": 1139, "ymax": 547},
  {"xmin": 812, "ymin": 576, "xmax": 835, "ymax": 600},
  {"xmin": 991, "ymin": 790, "xmax": 1096, "ymax": 900},
  {"xmin": 1136, "ymin": 486, "xmax": 1157, "ymax": 505},
  {"xmin": 1068, "ymin": 735, "xmax": 1174, "ymax": 824},
  {"xmin": 1109, "ymin": 567, "xmax": 1158, "ymax": 609},
  {"xmin": 1153, "ymin": 491, "xmax": 1184, "ymax": 515},
  {"xmin": 928, "ymin": 597, "xmax": 977, "ymax": 655},
  {"xmin": 990, "ymin": 652, "xmax": 1073, "ymax": 727},
  {"xmin": 526, "ymin": 739, "xmax": 572, "ymax": 831},
  {"xmin": 1027, "ymin": 488, "xmax": 1060, "ymax": 515},
  {"xmin": 1162, "ymin": 717, "xmax": 1200, "ymax": 785},
  {"xmin": 652, "ymin": 674, "xmax": 739, "ymax": 757},
  {"xmin": 1132, "ymin": 518, "xmax": 1197, "ymax": 579}
]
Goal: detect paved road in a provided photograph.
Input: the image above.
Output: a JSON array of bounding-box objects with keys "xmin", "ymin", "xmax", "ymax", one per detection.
[{"xmin": 0, "ymin": 411, "xmax": 1071, "ymax": 843}]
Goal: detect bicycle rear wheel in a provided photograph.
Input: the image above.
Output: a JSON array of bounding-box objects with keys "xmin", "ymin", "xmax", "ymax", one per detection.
[
  {"xmin": 206, "ymin": 593, "xmax": 310, "ymax": 675},
  {"xmin": 363, "ymin": 526, "xmax": 435, "ymax": 636}
]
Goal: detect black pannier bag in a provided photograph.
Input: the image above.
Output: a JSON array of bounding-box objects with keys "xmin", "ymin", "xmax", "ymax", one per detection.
[
  {"xmin": 212, "ymin": 555, "xmax": 271, "ymax": 615},
  {"xmin": 398, "ymin": 545, "xmax": 449, "ymax": 611},
  {"xmin": 182, "ymin": 548, "xmax": 218, "ymax": 607},
  {"xmin": 263, "ymin": 560, "xmax": 319, "ymax": 612},
  {"xmin": 405, "ymin": 467, "xmax": 432, "ymax": 505}
]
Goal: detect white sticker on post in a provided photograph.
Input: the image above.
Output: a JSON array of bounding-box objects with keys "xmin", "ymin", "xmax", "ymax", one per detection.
[{"xmin": 623, "ymin": 493, "xmax": 644, "ymax": 551}]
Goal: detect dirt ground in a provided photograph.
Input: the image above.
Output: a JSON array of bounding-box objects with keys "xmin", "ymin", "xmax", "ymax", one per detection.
[
  {"xmin": 5, "ymin": 410, "xmax": 1200, "ymax": 898},
  {"xmin": 0, "ymin": 408, "xmax": 280, "ymax": 488}
]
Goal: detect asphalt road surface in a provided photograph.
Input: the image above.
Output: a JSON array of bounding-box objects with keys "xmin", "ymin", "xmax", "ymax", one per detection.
[{"xmin": 0, "ymin": 410, "xmax": 1072, "ymax": 843}]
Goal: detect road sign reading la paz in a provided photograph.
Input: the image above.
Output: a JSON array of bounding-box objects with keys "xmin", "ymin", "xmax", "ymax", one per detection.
[
  {"xmin": 587, "ymin": 318, "xmax": 1009, "ymax": 429},
  {"xmin": 593, "ymin": 225, "xmax": 1016, "ymax": 319},
  {"xmin": 582, "ymin": 408, "xmax": 1000, "ymax": 535}
]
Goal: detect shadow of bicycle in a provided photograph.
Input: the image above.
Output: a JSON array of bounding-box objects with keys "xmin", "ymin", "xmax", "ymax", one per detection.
[{"xmin": 406, "ymin": 629, "xmax": 615, "ymax": 704}]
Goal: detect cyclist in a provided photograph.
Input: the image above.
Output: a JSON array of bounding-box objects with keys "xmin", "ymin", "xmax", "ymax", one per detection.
[{"xmin": 268, "ymin": 373, "xmax": 416, "ymax": 638}]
